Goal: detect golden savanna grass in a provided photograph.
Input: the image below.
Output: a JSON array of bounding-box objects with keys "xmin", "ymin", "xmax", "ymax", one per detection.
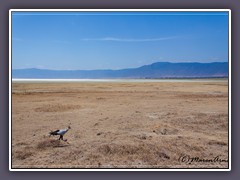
[{"xmin": 12, "ymin": 80, "xmax": 228, "ymax": 168}]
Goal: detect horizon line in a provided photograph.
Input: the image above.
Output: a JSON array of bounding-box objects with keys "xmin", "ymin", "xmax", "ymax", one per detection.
[{"xmin": 12, "ymin": 61, "xmax": 228, "ymax": 71}]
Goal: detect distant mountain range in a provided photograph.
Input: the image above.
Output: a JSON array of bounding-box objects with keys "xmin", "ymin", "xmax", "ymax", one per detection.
[{"xmin": 12, "ymin": 62, "xmax": 228, "ymax": 79}]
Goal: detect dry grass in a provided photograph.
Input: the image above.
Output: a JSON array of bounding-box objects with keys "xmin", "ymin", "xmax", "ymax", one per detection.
[
  {"xmin": 12, "ymin": 81, "xmax": 229, "ymax": 168},
  {"xmin": 36, "ymin": 139, "xmax": 63, "ymax": 149},
  {"xmin": 14, "ymin": 149, "xmax": 33, "ymax": 160},
  {"xmin": 35, "ymin": 104, "xmax": 81, "ymax": 112},
  {"xmin": 208, "ymin": 140, "xmax": 228, "ymax": 146}
]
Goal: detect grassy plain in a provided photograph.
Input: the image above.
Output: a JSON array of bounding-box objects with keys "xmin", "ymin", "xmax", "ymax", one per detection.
[{"xmin": 12, "ymin": 80, "xmax": 228, "ymax": 168}]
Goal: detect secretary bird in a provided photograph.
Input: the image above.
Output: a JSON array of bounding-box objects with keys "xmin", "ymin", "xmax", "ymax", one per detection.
[{"xmin": 49, "ymin": 126, "xmax": 71, "ymax": 142}]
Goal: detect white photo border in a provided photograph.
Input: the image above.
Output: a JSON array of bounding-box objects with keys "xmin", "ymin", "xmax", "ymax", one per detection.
[{"xmin": 9, "ymin": 9, "xmax": 231, "ymax": 171}]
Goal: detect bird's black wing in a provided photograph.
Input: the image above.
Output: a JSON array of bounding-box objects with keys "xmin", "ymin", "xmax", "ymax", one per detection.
[{"xmin": 49, "ymin": 129, "xmax": 60, "ymax": 135}]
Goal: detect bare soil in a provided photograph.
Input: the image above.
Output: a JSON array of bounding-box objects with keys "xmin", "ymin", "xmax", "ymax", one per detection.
[{"xmin": 11, "ymin": 81, "xmax": 229, "ymax": 168}]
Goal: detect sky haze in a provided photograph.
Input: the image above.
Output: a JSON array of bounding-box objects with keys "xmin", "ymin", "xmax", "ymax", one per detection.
[{"xmin": 12, "ymin": 11, "xmax": 229, "ymax": 70}]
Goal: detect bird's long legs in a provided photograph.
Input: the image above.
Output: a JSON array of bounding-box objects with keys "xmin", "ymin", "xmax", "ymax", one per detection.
[
  {"xmin": 59, "ymin": 135, "xmax": 63, "ymax": 141},
  {"xmin": 58, "ymin": 135, "xmax": 69, "ymax": 143}
]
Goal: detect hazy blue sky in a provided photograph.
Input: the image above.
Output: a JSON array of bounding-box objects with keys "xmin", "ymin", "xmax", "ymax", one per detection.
[{"xmin": 12, "ymin": 11, "xmax": 229, "ymax": 70}]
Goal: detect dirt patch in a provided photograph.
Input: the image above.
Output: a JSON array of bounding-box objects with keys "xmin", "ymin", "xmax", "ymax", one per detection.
[
  {"xmin": 208, "ymin": 140, "xmax": 227, "ymax": 146},
  {"xmin": 14, "ymin": 149, "xmax": 34, "ymax": 160},
  {"xmin": 36, "ymin": 139, "xmax": 67, "ymax": 149},
  {"xmin": 177, "ymin": 93, "xmax": 228, "ymax": 99},
  {"xmin": 35, "ymin": 104, "xmax": 81, "ymax": 112},
  {"xmin": 153, "ymin": 127, "xmax": 179, "ymax": 135}
]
